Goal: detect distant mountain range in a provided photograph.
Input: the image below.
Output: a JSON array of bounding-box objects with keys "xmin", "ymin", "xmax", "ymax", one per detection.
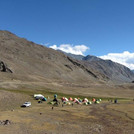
[
  {"xmin": 61, "ymin": 52, "xmax": 134, "ymax": 83},
  {"xmin": 0, "ymin": 30, "xmax": 134, "ymax": 86}
]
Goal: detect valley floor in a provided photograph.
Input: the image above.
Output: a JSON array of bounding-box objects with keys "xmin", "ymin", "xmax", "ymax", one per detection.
[{"xmin": 0, "ymin": 89, "xmax": 134, "ymax": 134}]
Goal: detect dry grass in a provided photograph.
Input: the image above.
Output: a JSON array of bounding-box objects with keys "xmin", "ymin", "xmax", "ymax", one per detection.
[
  {"xmin": 108, "ymin": 103, "xmax": 134, "ymax": 121},
  {"xmin": 0, "ymin": 89, "xmax": 134, "ymax": 134},
  {"xmin": 0, "ymin": 82, "xmax": 134, "ymax": 134}
]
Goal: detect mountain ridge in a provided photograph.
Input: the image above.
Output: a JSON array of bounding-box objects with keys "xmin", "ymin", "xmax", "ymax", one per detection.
[
  {"xmin": 0, "ymin": 30, "xmax": 134, "ymax": 87},
  {"xmin": 0, "ymin": 30, "xmax": 108, "ymax": 84},
  {"xmin": 60, "ymin": 51, "xmax": 134, "ymax": 83}
]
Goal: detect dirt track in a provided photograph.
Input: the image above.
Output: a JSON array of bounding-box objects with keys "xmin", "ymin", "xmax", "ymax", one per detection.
[{"xmin": 90, "ymin": 103, "xmax": 134, "ymax": 134}]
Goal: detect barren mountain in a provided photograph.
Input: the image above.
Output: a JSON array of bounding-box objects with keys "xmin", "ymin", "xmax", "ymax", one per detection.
[
  {"xmin": 0, "ymin": 30, "xmax": 134, "ymax": 89},
  {"xmin": 61, "ymin": 52, "xmax": 134, "ymax": 83},
  {"xmin": 82, "ymin": 55, "xmax": 134, "ymax": 82},
  {"xmin": 0, "ymin": 30, "xmax": 108, "ymax": 85}
]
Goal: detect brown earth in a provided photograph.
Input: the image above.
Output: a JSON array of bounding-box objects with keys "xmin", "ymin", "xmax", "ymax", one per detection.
[
  {"xmin": 0, "ymin": 30, "xmax": 134, "ymax": 87},
  {"xmin": 0, "ymin": 30, "xmax": 104, "ymax": 85},
  {"xmin": 0, "ymin": 89, "xmax": 134, "ymax": 134}
]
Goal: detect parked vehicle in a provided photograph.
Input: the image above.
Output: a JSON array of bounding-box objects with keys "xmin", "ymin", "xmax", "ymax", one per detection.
[{"xmin": 21, "ymin": 102, "xmax": 31, "ymax": 107}]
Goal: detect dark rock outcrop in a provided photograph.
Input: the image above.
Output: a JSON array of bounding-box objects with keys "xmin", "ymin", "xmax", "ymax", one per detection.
[
  {"xmin": 0, "ymin": 120, "xmax": 11, "ymax": 125},
  {"xmin": 0, "ymin": 61, "xmax": 12, "ymax": 73}
]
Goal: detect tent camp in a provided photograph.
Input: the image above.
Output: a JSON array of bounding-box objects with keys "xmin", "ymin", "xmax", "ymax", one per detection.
[
  {"xmin": 83, "ymin": 98, "xmax": 89, "ymax": 102},
  {"xmin": 69, "ymin": 97, "xmax": 73, "ymax": 101},
  {"xmin": 61, "ymin": 97, "xmax": 69, "ymax": 102}
]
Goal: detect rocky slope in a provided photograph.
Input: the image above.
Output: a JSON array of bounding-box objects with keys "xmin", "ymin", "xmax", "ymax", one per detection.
[
  {"xmin": 0, "ymin": 30, "xmax": 134, "ymax": 86},
  {"xmin": 0, "ymin": 61, "xmax": 12, "ymax": 73},
  {"xmin": 0, "ymin": 30, "xmax": 108, "ymax": 84},
  {"xmin": 63, "ymin": 52, "xmax": 134, "ymax": 83}
]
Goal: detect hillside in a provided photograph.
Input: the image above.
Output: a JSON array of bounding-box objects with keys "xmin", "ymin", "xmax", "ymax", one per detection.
[
  {"xmin": 0, "ymin": 30, "xmax": 108, "ymax": 86},
  {"xmin": 0, "ymin": 30, "xmax": 134, "ymax": 92},
  {"xmin": 83, "ymin": 55, "xmax": 134, "ymax": 82},
  {"xmin": 63, "ymin": 53, "xmax": 134, "ymax": 83}
]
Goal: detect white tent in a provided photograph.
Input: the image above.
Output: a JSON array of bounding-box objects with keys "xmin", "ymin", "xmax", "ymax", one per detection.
[{"xmin": 34, "ymin": 94, "xmax": 44, "ymax": 99}]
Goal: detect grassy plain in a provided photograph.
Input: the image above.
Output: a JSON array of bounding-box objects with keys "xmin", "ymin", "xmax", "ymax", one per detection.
[{"xmin": 0, "ymin": 84, "xmax": 134, "ymax": 134}]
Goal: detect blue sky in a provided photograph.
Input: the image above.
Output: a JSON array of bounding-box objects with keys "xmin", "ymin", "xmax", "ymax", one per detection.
[{"xmin": 0, "ymin": 0, "xmax": 134, "ymax": 69}]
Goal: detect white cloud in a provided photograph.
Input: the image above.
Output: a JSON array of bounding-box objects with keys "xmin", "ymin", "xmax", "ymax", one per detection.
[
  {"xmin": 99, "ymin": 51, "xmax": 134, "ymax": 70},
  {"xmin": 49, "ymin": 44, "xmax": 89, "ymax": 55}
]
